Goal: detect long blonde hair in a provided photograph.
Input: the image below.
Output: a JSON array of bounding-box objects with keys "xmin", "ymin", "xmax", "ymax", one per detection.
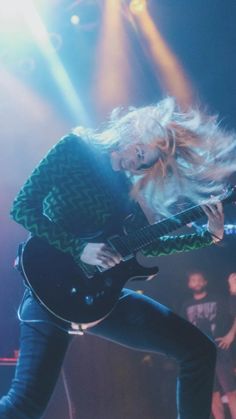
[{"xmin": 74, "ymin": 97, "xmax": 236, "ymax": 217}]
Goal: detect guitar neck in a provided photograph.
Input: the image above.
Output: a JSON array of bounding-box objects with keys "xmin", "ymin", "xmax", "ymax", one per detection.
[
  {"xmin": 121, "ymin": 205, "xmax": 204, "ymax": 253},
  {"xmin": 108, "ymin": 185, "xmax": 236, "ymax": 257}
]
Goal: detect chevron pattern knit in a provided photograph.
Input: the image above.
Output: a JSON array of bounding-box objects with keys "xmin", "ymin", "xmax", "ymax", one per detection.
[{"xmin": 142, "ymin": 231, "xmax": 213, "ymax": 257}]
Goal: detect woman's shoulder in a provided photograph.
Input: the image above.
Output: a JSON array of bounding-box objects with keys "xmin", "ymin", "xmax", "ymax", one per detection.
[
  {"xmin": 55, "ymin": 133, "xmax": 94, "ymax": 154},
  {"xmin": 59, "ymin": 132, "xmax": 86, "ymax": 146}
]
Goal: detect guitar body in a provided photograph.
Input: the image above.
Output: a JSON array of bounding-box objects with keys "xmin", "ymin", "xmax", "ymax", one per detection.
[
  {"xmin": 20, "ymin": 185, "xmax": 236, "ymax": 325},
  {"xmin": 21, "ymin": 236, "xmax": 158, "ymax": 324}
]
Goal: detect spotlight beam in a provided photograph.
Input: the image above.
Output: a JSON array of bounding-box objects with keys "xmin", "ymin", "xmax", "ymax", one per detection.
[
  {"xmin": 20, "ymin": 0, "xmax": 90, "ymax": 125},
  {"xmin": 93, "ymin": 0, "xmax": 133, "ymax": 117},
  {"xmin": 130, "ymin": 6, "xmax": 194, "ymax": 109}
]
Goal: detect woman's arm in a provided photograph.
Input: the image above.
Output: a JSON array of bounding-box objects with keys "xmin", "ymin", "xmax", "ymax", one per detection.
[
  {"xmin": 10, "ymin": 135, "xmax": 87, "ymax": 260},
  {"xmin": 141, "ymin": 230, "xmax": 214, "ymax": 257}
]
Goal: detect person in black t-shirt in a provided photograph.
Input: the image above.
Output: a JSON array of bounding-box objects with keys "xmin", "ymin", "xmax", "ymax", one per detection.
[{"xmin": 182, "ymin": 271, "xmax": 236, "ymax": 419}]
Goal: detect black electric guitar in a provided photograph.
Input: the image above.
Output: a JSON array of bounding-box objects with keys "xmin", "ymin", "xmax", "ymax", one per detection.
[{"xmin": 21, "ymin": 186, "xmax": 236, "ymax": 325}]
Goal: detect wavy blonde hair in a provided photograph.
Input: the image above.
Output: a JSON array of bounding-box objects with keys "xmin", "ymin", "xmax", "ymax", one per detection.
[{"xmin": 74, "ymin": 97, "xmax": 236, "ymax": 217}]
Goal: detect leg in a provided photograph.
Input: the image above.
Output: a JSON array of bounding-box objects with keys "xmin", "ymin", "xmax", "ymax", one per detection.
[
  {"xmin": 211, "ymin": 392, "xmax": 225, "ymax": 419},
  {"xmin": 215, "ymin": 347, "xmax": 236, "ymax": 419},
  {"xmin": 88, "ymin": 289, "xmax": 216, "ymax": 419},
  {"xmin": 0, "ymin": 291, "xmax": 71, "ymax": 419},
  {"xmin": 226, "ymin": 391, "xmax": 236, "ymax": 419}
]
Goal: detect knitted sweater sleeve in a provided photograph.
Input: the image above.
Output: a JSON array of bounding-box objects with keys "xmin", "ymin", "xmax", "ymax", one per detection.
[
  {"xmin": 141, "ymin": 230, "xmax": 213, "ymax": 257},
  {"xmin": 10, "ymin": 136, "xmax": 87, "ymax": 260}
]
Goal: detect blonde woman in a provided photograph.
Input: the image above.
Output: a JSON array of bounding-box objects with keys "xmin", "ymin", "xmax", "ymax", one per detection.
[{"xmin": 1, "ymin": 98, "xmax": 235, "ymax": 419}]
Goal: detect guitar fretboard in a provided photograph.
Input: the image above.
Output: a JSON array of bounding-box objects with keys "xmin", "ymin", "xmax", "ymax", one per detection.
[
  {"xmin": 118, "ymin": 205, "xmax": 204, "ymax": 253},
  {"xmin": 108, "ymin": 186, "xmax": 236, "ymax": 257}
]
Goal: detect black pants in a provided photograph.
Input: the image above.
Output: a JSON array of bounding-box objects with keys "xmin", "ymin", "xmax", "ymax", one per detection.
[{"xmin": 0, "ymin": 289, "xmax": 216, "ymax": 419}]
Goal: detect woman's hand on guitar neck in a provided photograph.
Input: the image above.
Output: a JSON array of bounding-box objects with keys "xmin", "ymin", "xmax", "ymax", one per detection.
[
  {"xmin": 80, "ymin": 243, "xmax": 122, "ymax": 268},
  {"xmin": 201, "ymin": 199, "xmax": 224, "ymax": 243}
]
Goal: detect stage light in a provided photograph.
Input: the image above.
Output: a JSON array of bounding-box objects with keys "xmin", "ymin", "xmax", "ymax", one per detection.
[
  {"xmin": 129, "ymin": 0, "xmax": 147, "ymax": 14},
  {"xmin": 67, "ymin": 0, "xmax": 101, "ymax": 30},
  {"xmin": 20, "ymin": 0, "xmax": 90, "ymax": 125},
  {"xmin": 70, "ymin": 14, "xmax": 80, "ymax": 25},
  {"xmin": 93, "ymin": 0, "xmax": 133, "ymax": 117},
  {"xmin": 129, "ymin": 4, "xmax": 193, "ymax": 108}
]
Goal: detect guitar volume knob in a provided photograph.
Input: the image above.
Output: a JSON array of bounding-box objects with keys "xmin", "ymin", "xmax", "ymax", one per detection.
[
  {"xmin": 70, "ymin": 287, "xmax": 78, "ymax": 295},
  {"xmin": 84, "ymin": 295, "xmax": 94, "ymax": 305}
]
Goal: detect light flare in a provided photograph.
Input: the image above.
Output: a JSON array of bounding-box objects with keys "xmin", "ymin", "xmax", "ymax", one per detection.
[
  {"xmin": 20, "ymin": 0, "xmax": 90, "ymax": 125},
  {"xmin": 93, "ymin": 0, "xmax": 133, "ymax": 118},
  {"xmin": 131, "ymin": 7, "xmax": 194, "ymax": 109}
]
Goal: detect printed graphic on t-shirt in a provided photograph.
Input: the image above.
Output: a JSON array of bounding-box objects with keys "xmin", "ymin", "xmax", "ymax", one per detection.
[{"xmin": 186, "ymin": 301, "xmax": 217, "ymax": 337}]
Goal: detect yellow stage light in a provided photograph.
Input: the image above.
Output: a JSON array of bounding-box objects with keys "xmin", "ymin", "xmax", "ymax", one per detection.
[{"xmin": 129, "ymin": 0, "xmax": 147, "ymax": 14}]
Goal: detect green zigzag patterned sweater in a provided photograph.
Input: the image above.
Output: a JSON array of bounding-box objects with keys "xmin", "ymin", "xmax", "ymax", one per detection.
[{"xmin": 10, "ymin": 134, "xmax": 213, "ymax": 263}]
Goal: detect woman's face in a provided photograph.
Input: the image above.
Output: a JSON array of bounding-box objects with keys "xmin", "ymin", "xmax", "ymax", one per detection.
[{"xmin": 110, "ymin": 143, "xmax": 160, "ymax": 173}]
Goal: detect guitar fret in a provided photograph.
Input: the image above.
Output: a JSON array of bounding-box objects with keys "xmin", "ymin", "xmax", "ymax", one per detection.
[
  {"xmin": 126, "ymin": 233, "xmax": 144, "ymax": 249},
  {"xmin": 109, "ymin": 235, "xmax": 134, "ymax": 258}
]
